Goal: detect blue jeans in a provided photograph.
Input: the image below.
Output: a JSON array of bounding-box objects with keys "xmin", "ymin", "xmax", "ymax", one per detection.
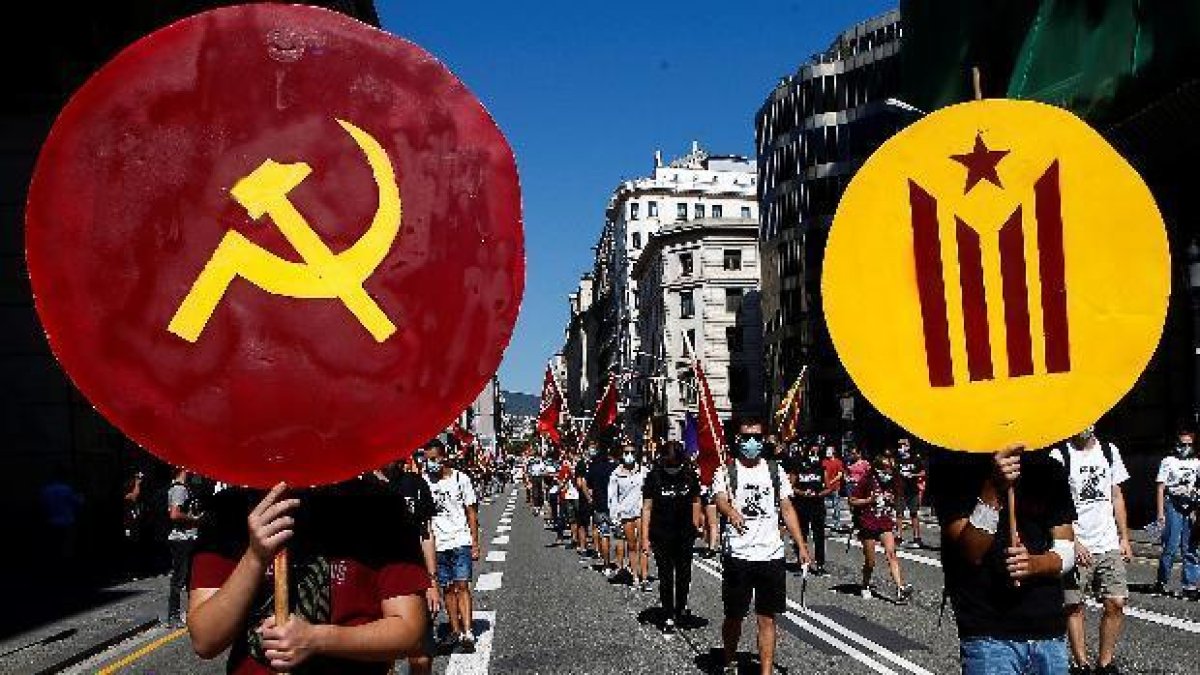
[
  {"xmin": 1158, "ymin": 500, "xmax": 1200, "ymax": 589},
  {"xmin": 826, "ymin": 494, "xmax": 842, "ymax": 525},
  {"xmin": 960, "ymin": 637, "xmax": 1067, "ymax": 674}
]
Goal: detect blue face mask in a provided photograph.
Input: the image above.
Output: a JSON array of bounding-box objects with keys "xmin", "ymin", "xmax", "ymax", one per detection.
[
  {"xmin": 426, "ymin": 460, "xmax": 443, "ymax": 475},
  {"xmin": 739, "ymin": 437, "xmax": 764, "ymax": 459},
  {"xmin": 622, "ymin": 453, "xmax": 636, "ymax": 466}
]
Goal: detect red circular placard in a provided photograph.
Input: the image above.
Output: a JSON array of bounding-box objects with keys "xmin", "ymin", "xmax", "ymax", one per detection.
[{"xmin": 26, "ymin": 4, "xmax": 524, "ymax": 488}]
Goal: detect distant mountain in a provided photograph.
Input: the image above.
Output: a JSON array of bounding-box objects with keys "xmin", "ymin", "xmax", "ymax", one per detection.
[{"xmin": 502, "ymin": 390, "xmax": 539, "ymax": 417}]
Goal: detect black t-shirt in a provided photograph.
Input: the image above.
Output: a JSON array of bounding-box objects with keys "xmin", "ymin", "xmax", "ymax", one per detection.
[
  {"xmin": 784, "ymin": 453, "xmax": 824, "ymax": 498},
  {"xmin": 385, "ymin": 472, "xmax": 435, "ymax": 538},
  {"xmin": 642, "ymin": 467, "xmax": 700, "ymax": 543},
  {"xmin": 574, "ymin": 459, "xmax": 591, "ymax": 505},
  {"xmin": 897, "ymin": 447, "xmax": 924, "ymax": 484},
  {"xmin": 587, "ymin": 457, "xmax": 618, "ymax": 512},
  {"xmin": 928, "ymin": 449, "xmax": 1076, "ymax": 641}
]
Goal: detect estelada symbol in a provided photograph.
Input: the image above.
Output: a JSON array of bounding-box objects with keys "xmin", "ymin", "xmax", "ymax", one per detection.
[
  {"xmin": 822, "ymin": 99, "xmax": 1169, "ymax": 453},
  {"xmin": 24, "ymin": 4, "xmax": 524, "ymax": 488}
]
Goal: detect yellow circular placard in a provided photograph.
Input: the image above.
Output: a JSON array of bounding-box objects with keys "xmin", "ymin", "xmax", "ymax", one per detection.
[{"xmin": 823, "ymin": 99, "xmax": 1169, "ymax": 452}]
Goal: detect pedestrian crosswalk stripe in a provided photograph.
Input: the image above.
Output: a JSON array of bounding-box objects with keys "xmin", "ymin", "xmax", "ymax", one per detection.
[
  {"xmin": 492, "ymin": 535, "xmax": 510, "ymax": 545},
  {"xmin": 486, "ymin": 550, "xmax": 507, "ymax": 562},
  {"xmin": 476, "ymin": 572, "xmax": 503, "ymax": 591},
  {"xmin": 444, "ymin": 610, "xmax": 497, "ymax": 675},
  {"xmin": 787, "ymin": 599, "xmax": 935, "ymax": 675},
  {"xmin": 498, "ymin": 517, "xmax": 511, "ymax": 524},
  {"xmin": 497, "ymin": 525, "xmax": 511, "ymax": 532}
]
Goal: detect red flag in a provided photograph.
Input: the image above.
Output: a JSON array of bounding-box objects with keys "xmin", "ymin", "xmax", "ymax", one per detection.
[
  {"xmin": 774, "ymin": 366, "xmax": 807, "ymax": 443},
  {"xmin": 590, "ymin": 375, "xmax": 618, "ymax": 438},
  {"xmin": 450, "ymin": 421, "xmax": 476, "ymax": 447},
  {"xmin": 536, "ymin": 365, "xmax": 563, "ymax": 444},
  {"xmin": 694, "ymin": 358, "xmax": 727, "ymax": 487}
]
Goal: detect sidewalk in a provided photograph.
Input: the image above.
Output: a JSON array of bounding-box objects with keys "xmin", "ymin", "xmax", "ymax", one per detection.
[{"xmin": 0, "ymin": 576, "xmax": 166, "ymax": 674}]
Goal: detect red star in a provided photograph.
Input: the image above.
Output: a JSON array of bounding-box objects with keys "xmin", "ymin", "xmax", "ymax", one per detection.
[{"xmin": 950, "ymin": 133, "xmax": 1009, "ymax": 194}]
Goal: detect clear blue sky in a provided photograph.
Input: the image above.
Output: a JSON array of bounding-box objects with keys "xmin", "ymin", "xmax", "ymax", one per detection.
[{"xmin": 378, "ymin": 1, "xmax": 895, "ymax": 394}]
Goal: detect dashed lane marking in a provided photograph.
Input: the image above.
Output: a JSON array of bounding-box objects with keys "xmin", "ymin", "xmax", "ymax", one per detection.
[
  {"xmin": 486, "ymin": 550, "xmax": 507, "ymax": 563},
  {"xmin": 492, "ymin": 535, "xmax": 510, "ymax": 545},
  {"xmin": 496, "ymin": 525, "xmax": 511, "ymax": 533},
  {"xmin": 444, "ymin": 610, "xmax": 497, "ymax": 675},
  {"xmin": 476, "ymin": 572, "xmax": 503, "ymax": 591}
]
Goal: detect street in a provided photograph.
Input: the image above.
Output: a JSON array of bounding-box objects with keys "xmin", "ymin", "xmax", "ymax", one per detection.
[{"xmin": 1, "ymin": 486, "xmax": 1196, "ymax": 675}]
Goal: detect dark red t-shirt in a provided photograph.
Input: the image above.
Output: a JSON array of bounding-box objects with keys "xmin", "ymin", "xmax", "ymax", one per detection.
[
  {"xmin": 190, "ymin": 482, "xmax": 430, "ymax": 674},
  {"xmin": 851, "ymin": 470, "xmax": 897, "ymax": 534}
]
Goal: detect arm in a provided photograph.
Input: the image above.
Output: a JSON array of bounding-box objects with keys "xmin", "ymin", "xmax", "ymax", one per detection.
[
  {"xmin": 466, "ymin": 504, "xmax": 480, "ymax": 560},
  {"xmin": 691, "ymin": 497, "xmax": 703, "ymax": 532},
  {"xmin": 779, "ymin": 497, "xmax": 810, "ymax": 563},
  {"xmin": 188, "ymin": 484, "xmax": 298, "ymax": 659},
  {"xmin": 1006, "ymin": 523, "xmax": 1075, "ymax": 581},
  {"xmin": 420, "ymin": 532, "xmax": 441, "ymax": 615},
  {"xmin": 1113, "ymin": 484, "xmax": 1132, "ymax": 561},
  {"xmin": 640, "ymin": 498, "xmax": 653, "ymax": 552},
  {"xmin": 1156, "ymin": 481, "xmax": 1167, "ymax": 524},
  {"xmin": 261, "ymin": 594, "xmax": 428, "ymax": 669},
  {"xmin": 942, "ymin": 450, "xmax": 1020, "ymax": 566}
]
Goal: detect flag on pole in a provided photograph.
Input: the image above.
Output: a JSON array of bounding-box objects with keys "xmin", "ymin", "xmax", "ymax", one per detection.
[
  {"xmin": 450, "ymin": 420, "xmax": 476, "ymax": 447},
  {"xmin": 536, "ymin": 364, "xmax": 563, "ymax": 445},
  {"xmin": 682, "ymin": 331, "xmax": 726, "ymax": 486},
  {"xmin": 590, "ymin": 374, "xmax": 619, "ymax": 439},
  {"xmin": 682, "ymin": 412, "xmax": 700, "ymax": 459},
  {"xmin": 774, "ymin": 366, "xmax": 808, "ymax": 443}
]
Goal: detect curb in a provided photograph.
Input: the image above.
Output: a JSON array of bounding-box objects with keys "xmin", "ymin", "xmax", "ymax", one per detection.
[{"xmin": 32, "ymin": 618, "xmax": 160, "ymax": 675}]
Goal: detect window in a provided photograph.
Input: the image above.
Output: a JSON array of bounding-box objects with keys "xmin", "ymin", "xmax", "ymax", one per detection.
[
  {"xmin": 695, "ymin": 204, "xmax": 706, "ymax": 219},
  {"xmin": 630, "ymin": 202, "xmax": 640, "ymax": 220},
  {"xmin": 632, "ymin": 232, "xmax": 642, "ymax": 249},
  {"xmin": 648, "ymin": 201, "xmax": 658, "ymax": 218},
  {"xmin": 725, "ymin": 287, "xmax": 744, "ymax": 313},
  {"xmin": 729, "ymin": 364, "xmax": 749, "ymax": 403},
  {"xmin": 726, "ymin": 326, "xmax": 744, "ymax": 352},
  {"xmin": 679, "ymin": 371, "xmax": 697, "ymax": 405},
  {"xmin": 680, "ymin": 290, "xmax": 695, "ymax": 319},
  {"xmin": 680, "ymin": 252, "xmax": 693, "ymax": 276},
  {"xmin": 724, "ymin": 249, "xmax": 742, "ymax": 270},
  {"xmin": 686, "ymin": 329, "xmax": 697, "ymax": 354},
  {"xmin": 677, "ymin": 203, "xmax": 688, "ymax": 221},
  {"xmin": 740, "ymin": 206, "xmax": 752, "ymax": 219},
  {"xmin": 711, "ymin": 204, "xmax": 723, "ymax": 218}
]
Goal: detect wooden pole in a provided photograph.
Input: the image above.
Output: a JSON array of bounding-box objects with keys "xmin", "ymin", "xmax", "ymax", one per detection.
[{"xmin": 273, "ymin": 549, "xmax": 288, "ymax": 625}]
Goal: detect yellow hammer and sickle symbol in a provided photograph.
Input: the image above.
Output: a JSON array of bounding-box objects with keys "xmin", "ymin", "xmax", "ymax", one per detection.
[{"xmin": 167, "ymin": 119, "xmax": 401, "ymax": 343}]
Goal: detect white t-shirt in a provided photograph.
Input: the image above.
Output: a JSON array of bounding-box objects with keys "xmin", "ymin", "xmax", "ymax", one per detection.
[
  {"xmin": 563, "ymin": 466, "xmax": 580, "ymax": 500},
  {"xmin": 608, "ymin": 466, "xmax": 646, "ymax": 521},
  {"xmin": 712, "ymin": 460, "xmax": 794, "ymax": 562},
  {"xmin": 1157, "ymin": 455, "xmax": 1200, "ymax": 501},
  {"xmin": 1051, "ymin": 442, "xmax": 1128, "ymax": 553},
  {"xmin": 427, "ymin": 469, "xmax": 478, "ymax": 551}
]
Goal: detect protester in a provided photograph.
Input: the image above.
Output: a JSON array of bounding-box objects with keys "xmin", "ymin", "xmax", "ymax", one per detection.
[
  {"xmin": 167, "ymin": 468, "xmax": 202, "ymax": 627},
  {"xmin": 609, "ymin": 445, "xmax": 649, "ymax": 589},
  {"xmin": 1051, "ymin": 426, "xmax": 1132, "ymax": 675},
  {"xmin": 122, "ymin": 470, "xmax": 147, "ymax": 581},
  {"xmin": 187, "ymin": 481, "xmax": 430, "ymax": 673},
  {"xmin": 574, "ymin": 444, "xmax": 596, "ymax": 562},
  {"xmin": 895, "ymin": 438, "xmax": 926, "ymax": 548},
  {"xmin": 1155, "ymin": 430, "xmax": 1199, "ymax": 599},
  {"xmin": 849, "ymin": 454, "xmax": 912, "ymax": 602},
  {"xmin": 641, "ymin": 440, "xmax": 702, "ymax": 634},
  {"xmin": 585, "ymin": 444, "xmax": 619, "ymax": 574},
  {"xmin": 929, "ymin": 447, "xmax": 1077, "ymax": 675},
  {"xmin": 559, "ymin": 451, "xmax": 583, "ymax": 551},
  {"xmin": 425, "ymin": 440, "xmax": 481, "ymax": 652},
  {"xmin": 822, "ymin": 446, "xmax": 846, "ymax": 530},
  {"xmin": 713, "ymin": 419, "xmax": 810, "ymax": 675},
  {"xmin": 785, "ymin": 442, "xmax": 828, "ymax": 576},
  {"xmin": 39, "ymin": 466, "xmax": 85, "ymax": 576}
]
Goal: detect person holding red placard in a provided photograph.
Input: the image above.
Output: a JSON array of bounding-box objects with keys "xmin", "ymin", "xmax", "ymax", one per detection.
[{"xmin": 187, "ymin": 482, "xmax": 430, "ymax": 674}]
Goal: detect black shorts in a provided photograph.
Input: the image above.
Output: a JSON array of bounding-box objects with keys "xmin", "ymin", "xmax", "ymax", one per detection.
[
  {"xmin": 575, "ymin": 500, "xmax": 592, "ymax": 526},
  {"xmin": 721, "ymin": 556, "xmax": 786, "ymax": 618}
]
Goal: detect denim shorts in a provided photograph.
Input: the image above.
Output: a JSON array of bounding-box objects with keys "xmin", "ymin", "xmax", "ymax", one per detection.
[
  {"xmin": 436, "ymin": 545, "xmax": 473, "ymax": 587},
  {"xmin": 960, "ymin": 636, "xmax": 1067, "ymax": 675},
  {"xmin": 594, "ymin": 510, "xmax": 613, "ymax": 537}
]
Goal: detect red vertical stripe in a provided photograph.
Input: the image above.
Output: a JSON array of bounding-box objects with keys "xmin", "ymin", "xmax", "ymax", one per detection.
[
  {"xmin": 1035, "ymin": 161, "xmax": 1070, "ymax": 374},
  {"xmin": 956, "ymin": 218, "xmax": 994, "ymax": 381},
  {"xmin": 998, "ymin": 207, "xmax": 1033, "ymax": 377},
  {"xmin": 909, "ymin": 180, "xmax": 954, "ymax": 387}
]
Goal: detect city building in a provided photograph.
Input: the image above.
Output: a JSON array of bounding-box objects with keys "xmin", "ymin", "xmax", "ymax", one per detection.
[
  {"xmin": 562, "ymin": 273, "xmax": 600, "ymax": 425},
  {"xmin": 633, "ymin": 218, "xmax": 765, "ymax": 440},
  {"xmin": 602, "ymin": 144, "xmax": 758, "ymax": 436},
  {"xmin": 461, "ymin": 375, "xmax": 501, "ymax": 453},
  {"xmin": 755, "ymin": 8, "xmax": 909, "ymax": 446}
]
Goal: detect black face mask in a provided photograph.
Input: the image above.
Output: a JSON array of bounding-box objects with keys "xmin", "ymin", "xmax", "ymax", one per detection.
[{"xmin": 663, "ymin": 465, "xmax": 683, "ymax": 476}]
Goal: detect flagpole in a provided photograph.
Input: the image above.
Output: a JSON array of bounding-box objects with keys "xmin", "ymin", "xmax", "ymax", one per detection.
[{"xmin": 682, "ymin": 330, "xmax": 725, "ymax": 469}]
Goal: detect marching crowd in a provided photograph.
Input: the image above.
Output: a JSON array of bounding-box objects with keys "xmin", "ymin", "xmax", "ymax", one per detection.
[
  {"xmin": 83, "ymin": 422, "xmax": 1200, "ymax": 674},
  {"xmin": 515, "ymin": 422, "xmax": 1200, "ymax": 675}
]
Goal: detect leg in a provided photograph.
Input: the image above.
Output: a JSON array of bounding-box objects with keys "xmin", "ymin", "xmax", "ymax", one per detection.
[
  {"xmin": 444, "ymin": 586, "xmax": 462, "ymax": 635},
  {"xmin": 1065, "ymin": 603, "xmax": 1088, "ymax": 667},
  {"xmin": 675, "ymin": 538, "xmax": 694, "ymax": 616},
  {"xmin": 721, "ymin": 557, "xmax": 752, "ymax": 667},
  {"xmin": 722, "ymin": 618, "xmax": 743, "ymax": 668},
  {"xmin": 861, "ymin": 537, "xmax": 877, "ymax": 590},
  {"xmin": 880, "ymin": 531, "xmax": 904, "ymax": 588},
  {"xmin": 756, "ymin": 614, "xmax": 777, "ymax": 675},
  {"xmin": 167, "ymin": 540, "xmax": 186, "ymax": 622},
  {"xmin": 1182, "ymin": 514, "xmax": 1200, "ymax": 590},
  {"xmin": 1158, "ymin": 504, "xmax": 1182, "ymax": 586},
  {"xmin": 624, "ymin": 520, "xmax": 640, "ymax": 580},
  {"xmin": 1097, "ymin": 597, "xmax": 1125, "ymax": 668},
  {"xmin": 654, "ymin": 545, "xmax": 676, "ymax": 616},
  {"xmin": 960, "ymin": 638, "xmax": 1026, "ymax": 675},
  {"xmin": 458, "ymin": 581, "xmax": 474, "ymax": 638},
  {"xmin": 811, "ymin": 499, "xmax": 826, "ymax": 567}
]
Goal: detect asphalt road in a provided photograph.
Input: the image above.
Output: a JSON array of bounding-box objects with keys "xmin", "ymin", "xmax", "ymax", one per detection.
[{"xmin": 10, "ymin": 486, "xmax": 1199, "ymax": 674}]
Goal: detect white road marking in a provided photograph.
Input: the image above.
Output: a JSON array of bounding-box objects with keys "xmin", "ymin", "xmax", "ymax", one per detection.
[
  {"xmin": 486, "ymin": 550, "xmax": 507, "ymax": 563},
  {"xmin": 444, "ymin": 610, "xmax": 497, "ymax": 675},
  {"xmin": 693, "ymin": 559, "xmax": 899, "ymax": 674},
  {"xmin": 787, "ymin": 599, "xmax": 936, "ymax": 675},
  {"xmin": 499, "ymin": 517, "xmax": 511, "ymax": 524},
  {"xmin": 831, "ymin": 536, "xmax": 942, "ymax": 568},
  {"xmin": 475, "ymin": 572, "xmax": 503, "ymax": 591},
  {"xmin": 492, "ymin": 535, "xmax": 510, "ymax": 545},
  {"xmin": 497, "ymin": 525, "xmax": 511, "ymax": 533}
]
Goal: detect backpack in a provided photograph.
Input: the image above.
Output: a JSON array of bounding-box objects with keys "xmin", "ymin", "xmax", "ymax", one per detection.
[
  {"xmin": 727, "ymin": 458, "xmax": 783, "ymax": 507},
  {"xmin": 1055, "ymin": 442, "xmax": 1115, "ymax": 477}
]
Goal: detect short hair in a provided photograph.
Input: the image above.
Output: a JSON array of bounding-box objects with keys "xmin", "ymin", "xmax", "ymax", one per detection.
[{"xmin": 736, "ymin": 417, "xmax": 764, "ymax": 432}]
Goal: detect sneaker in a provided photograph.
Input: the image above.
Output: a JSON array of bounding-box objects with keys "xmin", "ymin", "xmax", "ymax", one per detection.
[
  {"xmin": 458, "ymin": 632, "xmax": 476, "ymax": 653},
  {"xmin": 602, "ymin": 567, "xmax": 616, "ymax": 579},
  {"xmin": 641, "ymin": 580, "xmax": 654, "ymax": 593},
  {"xmin": 1150, "ymin": 581, "xmax": 1169, "ymax": 597},
  {"xmin": 904, "ymin": 539, "xmax": 921, "ymax": 549},
  {"xmin": 897, "ymin": 584, "xmax": 914, "ymax": 603},
  {"xmin": 861, "ymin": 586, "xmax": 873, "ymax": 599},
  {"xmin": 663, "ymin": 618, "xmax": 676, "ymax": 635},
  {"xmin": 722, "ymin": 663, "xmax": 738, "ymax": 675},
  {"xmin": 1093, "ymin": 664, "xmax": 1120, "ymax": 675},
  {"xmin": 1068, "ymin": 664, "xmax": 1092, "ymax": 675},
  {"xmin": 1184, "ymin": 588, "xmax": 1200, "ymax": 602},
  {"xmin": 810, "ymin": 564, "xmax": 827, "ymax": 577},
  {"xmin": 437, "ymin": 632, "xmax": 459, "ymax": 651}
]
